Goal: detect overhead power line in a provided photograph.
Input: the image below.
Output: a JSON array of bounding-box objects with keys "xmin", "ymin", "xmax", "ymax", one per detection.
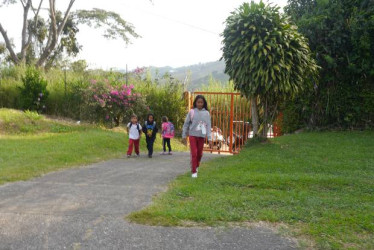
[{"xmin": 120, "ymin": 3, "xmax": 220, "ymax": 36}]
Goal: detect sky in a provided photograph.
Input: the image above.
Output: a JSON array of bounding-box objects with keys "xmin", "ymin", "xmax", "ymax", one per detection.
[{"xmin": 0, "ymin": 0, "xmax": 288, "ymax": 70}]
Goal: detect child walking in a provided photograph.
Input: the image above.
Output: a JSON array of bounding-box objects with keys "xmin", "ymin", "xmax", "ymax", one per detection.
[
  {"xmin": 126, "ymin": 114, "xmax": 142, "ymax": 157},
  {"xmin": 161, "ymin": 116, "xmax": 174, "ymax": 155},
  {"xmin": 142, "ymin": 114, "xmax": 158, "ymax": 158},
  {"xmin": 182, "ymin": 95, "xmax": 212, "ymax": 178}
]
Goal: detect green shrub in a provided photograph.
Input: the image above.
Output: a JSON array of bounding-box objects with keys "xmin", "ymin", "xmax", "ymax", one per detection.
[
  {"xmin": 24, "ymin": 110, "xmax": 42, "ymax": 121},
  {"xmin": 0, "ymin": 80, "xmax": 21, "ymax": 108},
  {"xmin": 0, "ymin": 66, "xmax": 25, "ymax": 108},
  {"xmin": 280, "ymin": 96, "xmax": 308, "ymax": 133},
  {"xmin": 61, "ymin": 80, "xmax": 88, "ymax": 119},
  {"xmin": 19, "ymin": 67, "xmax": 49, "ymax": 113},
  {"xmin": 284, "ymin": 0, "xmax": 374, "ymax": 129}
]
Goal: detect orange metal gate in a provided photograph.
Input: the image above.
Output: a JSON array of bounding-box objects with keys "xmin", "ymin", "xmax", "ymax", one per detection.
[{"xmin": 187, "ymin": 92, "xmax": 252, "ymax": 154}]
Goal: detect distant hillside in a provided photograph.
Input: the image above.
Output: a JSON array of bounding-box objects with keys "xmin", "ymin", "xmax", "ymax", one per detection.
[{"xmin": 148, "ymin": 61, "xmax": 230, "ymax": 91}]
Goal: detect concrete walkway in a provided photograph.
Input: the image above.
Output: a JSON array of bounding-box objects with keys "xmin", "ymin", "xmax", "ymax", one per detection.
[{"xmin": 0, "ymin": 152, "xmax": 297, "ymax": 249}]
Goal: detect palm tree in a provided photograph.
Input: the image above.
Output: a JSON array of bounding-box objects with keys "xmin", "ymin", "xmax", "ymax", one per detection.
[{"xmin": 221, "ymin": 1, "xmax": 319, "ymax": 137}]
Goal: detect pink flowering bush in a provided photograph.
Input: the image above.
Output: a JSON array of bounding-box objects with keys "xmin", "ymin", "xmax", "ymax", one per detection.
[{"xmin": 82, "ymin": 79, "xmax": 148, "ymax": 126}]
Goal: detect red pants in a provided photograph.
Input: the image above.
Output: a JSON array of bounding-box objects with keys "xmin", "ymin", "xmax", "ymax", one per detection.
[
  {"xmin": 189, "ymin": 136, "xmax": 205, "ymax": 173},
  {"xmin": 127, "ymin": 139, "xmax": 140, "ymax": 155}
]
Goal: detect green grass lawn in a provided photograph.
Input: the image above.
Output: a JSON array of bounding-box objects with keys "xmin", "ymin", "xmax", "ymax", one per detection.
[
  {"xmin": 128, "ymin": 131, "xmax": 374, "ymax": 249},
  {"xmin": 0, "ymin": 108, "xmax": 187, "ymax": 185}
]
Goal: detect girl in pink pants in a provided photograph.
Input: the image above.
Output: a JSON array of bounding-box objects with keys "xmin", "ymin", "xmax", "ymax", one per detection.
[{"xmin": 182, "ymin": 95, "xmax": 212, "ymax": 178}]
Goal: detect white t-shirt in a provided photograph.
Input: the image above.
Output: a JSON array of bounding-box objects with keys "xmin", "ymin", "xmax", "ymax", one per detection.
[{"xmin": 127, "ymin": 122, "xmax": 142, "ymax": 140}]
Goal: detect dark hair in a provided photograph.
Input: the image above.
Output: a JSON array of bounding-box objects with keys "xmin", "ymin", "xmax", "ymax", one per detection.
[
  {"xmin": 193, "ymin": 95, "xmax": 208, "ymax": 110},
  {"xmin": 162, "ymin": 116, "xmax": 168, "ymax": 122},
  {"xmin": 147, "ymin": 114, "xmax": 155, "ymax": 124}
]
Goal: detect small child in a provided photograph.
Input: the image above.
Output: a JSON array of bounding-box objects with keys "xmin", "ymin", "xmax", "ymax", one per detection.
[
  {"xmin": 161, "ymin": 116, "xmax": 174, "ymax": 155},
  {"xmin": 126, "ymin": 114, "xmax": 142, "ymax": 157},
  {"xmin": 182, "ymin": 95, "xmax": 212, "ymax": 178},
  {"xmin": 142, "ymin": 114, "xmax": 158, "ymax": 158}
]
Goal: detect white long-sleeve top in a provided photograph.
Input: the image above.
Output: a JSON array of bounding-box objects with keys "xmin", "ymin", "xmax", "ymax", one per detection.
[{"xmin": 182, "ymin": 108, "xmax": 212, "ymax": 141}]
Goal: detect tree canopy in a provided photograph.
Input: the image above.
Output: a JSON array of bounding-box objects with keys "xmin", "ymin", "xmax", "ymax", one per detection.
[{"xmin": 0, "ymin": 0, "xmax": 139, "ymax": 68}]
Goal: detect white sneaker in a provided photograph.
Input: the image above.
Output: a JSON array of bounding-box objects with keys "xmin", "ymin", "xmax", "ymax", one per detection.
[{"xmin": 191, "ymin": 173, "xmax": 197, "ymax": 178}]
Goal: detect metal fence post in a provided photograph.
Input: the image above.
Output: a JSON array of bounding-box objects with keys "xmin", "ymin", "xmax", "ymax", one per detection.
[{"xmin": 229, "ymin": 93, "xmax": 234, "ymax": 154}]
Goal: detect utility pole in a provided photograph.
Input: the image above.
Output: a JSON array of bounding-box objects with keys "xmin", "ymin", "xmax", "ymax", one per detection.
[
  {"xmin": 64, "ymin": 67, "xmax": 67, "ymax": 96},
  {"xmin": 125, "ymin": 64, "xmax": 128, "ymax": 85}
]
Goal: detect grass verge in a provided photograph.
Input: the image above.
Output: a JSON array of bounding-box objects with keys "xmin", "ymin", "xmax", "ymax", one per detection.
[
  {"xmin": 0, "ymin": 108, "xmax": 187, "ymax": 185},
  {"xmin": 127, "ymin": 131, "xmax": 374, "ymax": 249}
]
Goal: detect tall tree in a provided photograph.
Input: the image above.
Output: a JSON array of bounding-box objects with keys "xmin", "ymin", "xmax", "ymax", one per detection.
[
  {"xmin": 0, "ymin": 0, "xmax": 139, "ymax": 68},
  {"xmin": 24, "ymin": 12, "xmax": 81, "ymax": 68},
  {"xmin": 221, "ymin": 1, "xmax": 318, "ymax": 137}
]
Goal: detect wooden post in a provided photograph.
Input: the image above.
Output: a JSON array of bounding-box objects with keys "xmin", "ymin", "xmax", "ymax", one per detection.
[
  {"xmin": 184, "ymin": 91, "xmax": 192, "ymax": 146},
  {"xmin": 188, "ymin": 92, "xmax": 192, "ymax": 111},
  {"xmin": 183, "ymin": 91, "xmax": 191, "ymax": 112}
]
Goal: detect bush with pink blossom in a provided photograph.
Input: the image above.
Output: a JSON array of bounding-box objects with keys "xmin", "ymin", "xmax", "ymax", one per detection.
[{"xmin": 82, "ymin": 79, "xmax": 148, "ymax": 126}]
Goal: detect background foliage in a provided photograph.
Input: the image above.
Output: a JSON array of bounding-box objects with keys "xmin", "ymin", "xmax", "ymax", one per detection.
[
  {"xmin": 129, "ymin": 68, "xmax": 187, "ymax": 131},
  {"xmin": 0, "ymin": 65, "xmax": 188, "ymax": 130},
  {"xmin": 283, "ymin": 0, "xmax": 374, "ymax": 129},
  {"xmin": 1, "ymin": 0, "xmax": 374, "ymax": 132}
]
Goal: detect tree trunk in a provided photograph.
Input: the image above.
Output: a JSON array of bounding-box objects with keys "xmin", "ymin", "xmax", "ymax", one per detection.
[
  {"xmin": 262, "ymin": 97, "xmax": 268, "ymax": 138},
  {"xmin": 20, "ymin": 0, "xmax": 32, "ymax": 63},
  {"xmin": 250, "ymin": 96, "xmax": 259, "ymax": 137},
  {"xmin": 36, "ymin": 0, "xmax": 75, "ymax": 67},
  {"xmin": 0, "ymin": 23, "xmax": 19, "ymax": 64}
]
